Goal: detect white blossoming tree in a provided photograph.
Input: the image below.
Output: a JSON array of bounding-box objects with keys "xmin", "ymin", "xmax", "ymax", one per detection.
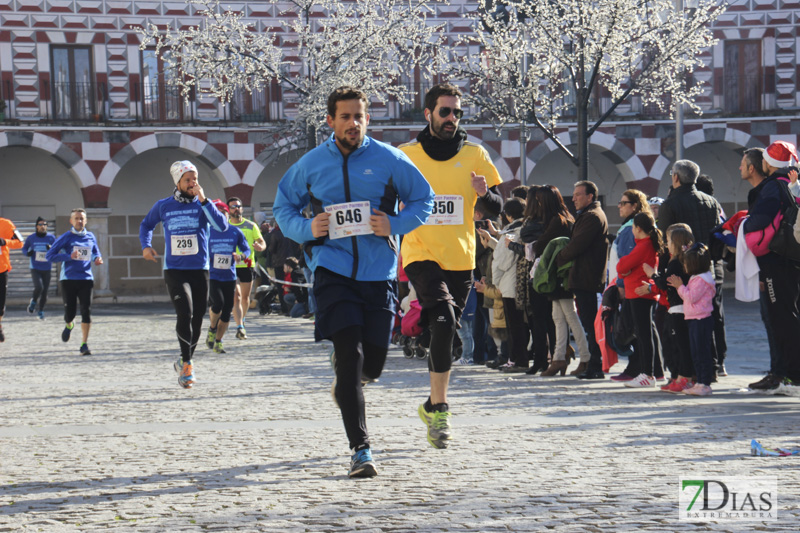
[
  {"xmin": 457, "ymin": 0, "xmax": 725, "ymax": 181},
  {"xmin": 139, "ymin": 0, "xmax": 444, "ymax": 152}
]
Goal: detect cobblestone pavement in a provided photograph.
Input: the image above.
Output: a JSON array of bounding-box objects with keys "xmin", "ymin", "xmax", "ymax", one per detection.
[{"xmin": 0, "ymin": 290, "xmax": 797, "ymax": 531}]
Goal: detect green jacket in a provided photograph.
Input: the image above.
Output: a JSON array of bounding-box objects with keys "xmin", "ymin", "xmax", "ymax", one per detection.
[{"xmin": 532, "ymin": 237, "xmax": 573, "ymax": 295}]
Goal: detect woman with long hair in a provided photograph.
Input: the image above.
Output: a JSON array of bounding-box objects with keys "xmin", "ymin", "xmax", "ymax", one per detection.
[
  {"xmin": 531, "ymin": 185, "xmax": 591, "ymax": 376},
  {"xmin": 506, "ymin": 185, "xmax": 556, "ymax": 374}
]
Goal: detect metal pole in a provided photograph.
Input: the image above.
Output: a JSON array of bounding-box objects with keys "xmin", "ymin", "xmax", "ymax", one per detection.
[
  {"xmin": 519, "ymin": 122, "xmax": 527, "ymax": 186},
  {"xmin": 675, "ymin": 0, "xmax": 684, "ymax": 161}
]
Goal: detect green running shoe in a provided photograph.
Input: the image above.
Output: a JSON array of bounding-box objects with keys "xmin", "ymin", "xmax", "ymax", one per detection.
[
  {"xmin": 206, "ymin": 328, "xmax": 216, "ymax": 349},
  {"xmin": 418, "ymin": 403, "xmax": 452, "ymax": 449}
]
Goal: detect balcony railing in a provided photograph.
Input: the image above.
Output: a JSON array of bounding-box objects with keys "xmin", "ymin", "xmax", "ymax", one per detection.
[
  {"xmin": 0, "ymin": 73, "xmax": 786, "ymax": 124},
  {"xmin": 49, "ymin": 81, "xmax": 107, "ymax": 121},
  {"xmin": 130, "ymin": 83, "xmax": 193, "ymax": 122}
]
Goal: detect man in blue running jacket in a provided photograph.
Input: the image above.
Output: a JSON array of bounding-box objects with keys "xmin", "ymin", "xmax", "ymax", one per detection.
[{"xmin": 274, "ymin": 86, "xmax": 434, "ymax": 478}]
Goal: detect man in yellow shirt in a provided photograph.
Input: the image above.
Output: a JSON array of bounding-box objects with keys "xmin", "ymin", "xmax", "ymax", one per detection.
[{"xmin": 400, "ymin": 83, "xmax": 503, "ymax": 448}]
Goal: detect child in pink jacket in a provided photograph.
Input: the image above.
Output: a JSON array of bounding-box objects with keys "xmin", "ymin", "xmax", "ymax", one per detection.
[{"xmin": 667, "ymin": 243, "xmax": 716, "ymax": 396}]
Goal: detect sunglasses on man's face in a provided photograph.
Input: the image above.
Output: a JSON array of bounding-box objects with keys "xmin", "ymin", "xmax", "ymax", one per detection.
[
  {"xmin": 438, "ymin": 107, "xmax": 463, "ymax": 120},
  {"xmin": 229, "ymin": 204, "xmax": 243, "ymax": 209}
]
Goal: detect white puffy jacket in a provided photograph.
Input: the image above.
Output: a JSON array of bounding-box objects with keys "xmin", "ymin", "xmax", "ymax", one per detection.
[{"xmin": 491, "ymin": 219, "xmax": 523, "ymax": 300}]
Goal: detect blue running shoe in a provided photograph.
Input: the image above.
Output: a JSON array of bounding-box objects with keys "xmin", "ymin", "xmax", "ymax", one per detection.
[
  {"xmin": 27, "ymin": 299, "xmax": 36, "ymax": 314},
  {"xmin": 37, "ymin": 311, "xmax": 45, "ymax": 321},
  {"xmin": 175, "ymin": 358, "xmax": 195, "ymax": 389},
  {"xmin": 61, "ymin": 324, "xmax": 73, "ymax": 342},
  {"xmin": 80, "ymin": 343, "xmax": 91, "ymax": 356},
  {"xmin": 348, "ymin": 448, "xmax": 378, "ymax": 478}
]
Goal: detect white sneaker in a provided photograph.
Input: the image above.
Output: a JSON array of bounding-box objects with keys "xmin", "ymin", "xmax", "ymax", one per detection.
[
  {"xmin": 624, "ymin": 373, "xmax": 656, "ymax": 388},
  {"xmin": 455, "ymin": 358, "xmax": 473, "ymax": 366}
]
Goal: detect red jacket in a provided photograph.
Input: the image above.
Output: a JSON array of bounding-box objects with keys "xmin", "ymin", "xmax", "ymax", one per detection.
[{"xmin": 616, "ymin": 237, "xmax": 658, "ymax": 301}]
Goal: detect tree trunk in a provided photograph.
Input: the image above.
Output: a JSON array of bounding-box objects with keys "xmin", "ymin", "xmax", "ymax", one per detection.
[
  {"xmin": 576, "ymin": 88, "xmax": 589, "ymax": 182},
  {"xmin": 306, "ymin": 121, "xmax": 318, "ymax": 150}
]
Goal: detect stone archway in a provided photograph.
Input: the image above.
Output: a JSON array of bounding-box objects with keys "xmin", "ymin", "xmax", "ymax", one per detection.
[
  {"xmin": 0, "ymin": 133, "xmax": 88, "ymax": 220},
  {"xmin": 0, "ymin": 131, "xmax": 95, "ymax": 188},
  {"xmin": 97, "ymin": 132, "xmax": 240, "ymax": 189},
  {"xmin": 652, "ymin": 126, "xmax": 760, "ymax": 214}
]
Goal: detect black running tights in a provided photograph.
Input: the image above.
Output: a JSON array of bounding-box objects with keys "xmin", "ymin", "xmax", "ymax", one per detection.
[
  {"xmin": 164, "ymin": 269, "xmax": 209, "ymax": 361},
  {"xmin": 331, "ymin": 325, "xmax": 387, "ymax": 451},
  {"xmin": 61, "ymin": 279, "xmax": 93, "ymax": 324}
]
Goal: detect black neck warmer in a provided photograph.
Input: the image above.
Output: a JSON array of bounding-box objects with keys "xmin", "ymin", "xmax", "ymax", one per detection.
[
  {"xmin": 417, "ymin": 125, "xmax": 467, "ymax": 161},
  {"xmin": 173, "ymin": 187, "xmax": 194, "ymax": 204}
]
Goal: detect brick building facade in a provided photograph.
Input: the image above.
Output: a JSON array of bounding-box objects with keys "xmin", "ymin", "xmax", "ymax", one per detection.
[{"xmin": 1, "ymin": 0, "xmax": 798, "ymax": 296}]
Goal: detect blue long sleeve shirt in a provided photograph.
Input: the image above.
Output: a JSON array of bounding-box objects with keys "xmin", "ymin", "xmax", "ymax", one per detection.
[
  {"xmin": 46, "ymin": 230, "xmax": 101, "ymax": 281},
  {"xmin": 22, "ymin": 232, "xmax": 56, "ymax": 271},
  {"xmin": 208, "ymin": 225, "xmax": 250, "ymax": 282},
  {"xmin": 274, "ymin": 134, "xmax": 434, "ymax": 281},
  {"xmin": 139, "ymin": 196, "xmax": 228, "ymax": 270},
  {"xmin": 615, "ymin": 220, "xmax": 636, "ymax": 289}
]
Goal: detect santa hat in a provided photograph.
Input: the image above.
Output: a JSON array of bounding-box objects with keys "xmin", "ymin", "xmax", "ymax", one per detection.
[
  {"xmin": 212, "ymin": 199, "xmax": 229, "ymax": 213},
  {"xmin": 763, "ymin": 141, "xmax": 799, "ymax": 169},
  {"xmin": 169, "ymin": 160, "xmax": 198, "ymax": 185}
]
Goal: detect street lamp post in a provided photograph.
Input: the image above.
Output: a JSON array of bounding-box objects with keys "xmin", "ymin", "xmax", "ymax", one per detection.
[
  {"xmin": 519, "ymin": 121, "xmax": 530, "ymax": 186},
  {"xmin": 675, "ymin": 0, "xmax": 684, "ymax": 161}
]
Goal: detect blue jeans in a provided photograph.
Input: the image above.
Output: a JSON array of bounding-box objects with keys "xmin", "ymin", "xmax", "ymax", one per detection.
[
  {"xmin": 458, "ymin": 317, "xmax": 475, "ymax": 362},
  {"xmin": 687, "ymin": 316, "xmax": 714, "ymax": 386},
  {"xmin": 284, "ymin": 293, "xmax": 307, "ymax": 318},
  {"xmin": 303, "ymin": 267, "xmax": 316, "ymax": 314}
]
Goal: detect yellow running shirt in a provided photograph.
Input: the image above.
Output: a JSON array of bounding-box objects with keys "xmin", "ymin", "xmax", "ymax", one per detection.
[{"xmin": 400, "ymin": 140, "xmax": 502, "ymax": 271}]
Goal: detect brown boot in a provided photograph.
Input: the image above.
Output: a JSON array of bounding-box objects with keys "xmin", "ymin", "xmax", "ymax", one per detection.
[
  {"xmin": 541, "ymin": 360, "xmax": 568, "ymax": 376},
  {"xmin": 570, "ymin": 362, "xmax": 588, "ymax": 376}
]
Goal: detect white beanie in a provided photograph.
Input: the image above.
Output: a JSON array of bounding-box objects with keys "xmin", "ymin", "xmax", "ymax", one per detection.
[
  {"xmin": 170, "ymin": 160, "xmax": 198, "ymax": 185},
  {"xmin": 763, "ymin": 141, "xmax": 799, "ymax": 169}
]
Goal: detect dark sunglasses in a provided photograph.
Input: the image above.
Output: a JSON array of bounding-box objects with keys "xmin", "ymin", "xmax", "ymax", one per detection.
[
  {"xmin": 617, "ymin": 200, "xmax": 633, "ymax": 206},
  {"xmin": 229, "ymin": 204, "xmax": 243, "ymax": 209},
  {"xmin": 438, "ymin": 107, "xmax": 463, "ymax": 119},
  {"xmin": 36, "ymin": 223, "xmax": 47, "ymax": 226}
]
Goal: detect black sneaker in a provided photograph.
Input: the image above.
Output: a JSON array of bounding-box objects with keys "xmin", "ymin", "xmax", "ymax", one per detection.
[
  {"xmin": 749, "ymin": 373, "xmax": 781, "ymax": 390},
  {"xmin": 61, "ymin": 325, "xmax": 72, "ymax": 342},
  {"xmin": 0, "ymin": 324, "xmax": 4, "ymax": 343},
  {"xmin": 80, "ymin": 343, "xmax": 91, "ymax": 356},
  {"xmin": 485, "ymin": 358, "xmax": 507, "ymax": 369},
  {"xmin": 717, "ymin": 363, "xmax": 728, "ymax": 377}
]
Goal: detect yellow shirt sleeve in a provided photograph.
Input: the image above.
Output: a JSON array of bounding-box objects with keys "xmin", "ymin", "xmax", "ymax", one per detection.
[{"xmin": 476, "ymin": 146, "xmax": 502, "ymax": 189}]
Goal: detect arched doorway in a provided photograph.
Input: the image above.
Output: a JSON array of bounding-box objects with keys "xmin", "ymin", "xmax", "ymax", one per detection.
[
  {"xmin": 658, "ymin": 141, "xmax": 750, "ymax": 217},
  {"xmin": 0, "ymin": 146, "xmax": 85, "ymax": 221},
  {"xmin": 529, "ymin": 145, "xmax": 633, "ymax": 229},
  {"xmin": 105, "ymin": 148, "xmax": 228, "ymax": 296},
  {"xmin": 108, "ymin": 148, "xmax": 227, "ymax": 215}
]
